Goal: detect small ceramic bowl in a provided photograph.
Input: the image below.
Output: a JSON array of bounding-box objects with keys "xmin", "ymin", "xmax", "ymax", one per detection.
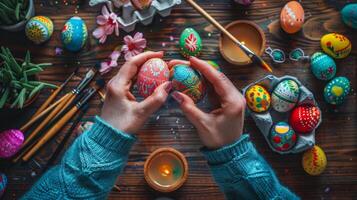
[
  {"xmin": 144, "ymin": 147, "xmax": 188, "ymax": 193},
  {"xmin": 219, "ymin": 20, "xmax": 266, "ymax": 65}
]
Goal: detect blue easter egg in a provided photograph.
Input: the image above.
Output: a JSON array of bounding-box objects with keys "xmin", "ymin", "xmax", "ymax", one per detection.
[
  {"xmin": 269, "ymin": 122, "xmax": 297, "ymax": 152},
  {"xmin": 0, "ymin": 172, "xmax": 7, "ymax": 198},
  {"xmin": 25, "ymin": 16, "xmax": 54, "ymax": 44},
  {"xmin": 324, "ymin": 77, "xmax": 350, "ymax": 105},
  {"xmin": 310, "ymin": 52, "xmax": 336, "ymax": 80},
  {"xmin": 341, "ymin": 4, "xmax": 357, "ymax": 29},
  {"xmin": 61, "ymin": 16, "xmax": 88, "ymax": 52}
]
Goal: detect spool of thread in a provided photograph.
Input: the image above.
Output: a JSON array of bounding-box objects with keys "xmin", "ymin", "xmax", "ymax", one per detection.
[{"xmin": 0, "ymin": 129, "xmax": 24, "ymax": 158}]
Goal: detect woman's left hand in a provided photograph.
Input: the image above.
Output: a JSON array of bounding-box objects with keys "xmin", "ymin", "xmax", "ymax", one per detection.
[{"xmin": 101, "ymin": 51, "xmax": 172, "ymax": 134}]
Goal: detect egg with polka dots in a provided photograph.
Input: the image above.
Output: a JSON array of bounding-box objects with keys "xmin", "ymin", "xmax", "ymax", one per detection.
[
  {"xmin": 245, "ymin": 85, "xmax": 271, "ymax": 113},
  {"xmin": 324, "ymin": 76, "xmax": 350, "ymax": 105},
  {"xmin": 289, "ymin": 105, "xmax": 320, "ymax": 134},
  {"xmin": 269, "ymin": 122, "xmax": 297, "ymax": 152},
  {"xmin": 280, "ymin": 1, "xmax": 305, "ymax": 34}
]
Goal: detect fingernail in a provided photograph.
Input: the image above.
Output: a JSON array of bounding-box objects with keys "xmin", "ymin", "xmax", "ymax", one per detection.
[
  {"xmin": 171, "ymin": 91, "xmax": 183, "ymax": 104},
  {"xmin": 165, "ymin": 82, "xmax": 172, "ymax": 93}
]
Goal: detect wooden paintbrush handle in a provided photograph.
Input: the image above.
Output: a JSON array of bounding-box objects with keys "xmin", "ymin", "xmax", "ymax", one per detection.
[
  {"xmin": 20, "ymin": 93, "xmax": 69, "ymax": 132},
  {"xmin": 22, "ymin": 106, "xmax": 79, "ymax": 162},
  {"xmin": 32, "ymin": 86, "xmax": 62, "ymax": 118},
  {"xmin": 54, "ymin": 94, "xmax": 76, "ymax": 119}
]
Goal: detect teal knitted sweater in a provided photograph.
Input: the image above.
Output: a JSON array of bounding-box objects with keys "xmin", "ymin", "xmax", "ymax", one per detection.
[{"xmin": 22, "ymin": 116, "xmax": 299, "ymax": 200}]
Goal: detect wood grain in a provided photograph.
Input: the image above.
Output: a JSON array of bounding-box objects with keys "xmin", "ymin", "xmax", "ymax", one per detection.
[{"xmin": 1, "ymin": 0, "xmax": 357, "ymax": 199}]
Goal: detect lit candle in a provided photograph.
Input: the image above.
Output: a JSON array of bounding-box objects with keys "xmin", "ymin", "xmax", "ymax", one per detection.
[{"xmin": 144, "ymin": 148, "xmax": 188, "ymax": 193}]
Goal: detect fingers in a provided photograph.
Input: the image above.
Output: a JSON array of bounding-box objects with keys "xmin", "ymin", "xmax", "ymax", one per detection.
[
  {"xmin": 138, "ymin": 81, "xmax": 172, "ymax": 116},
  {"xmin": 167, "ymin": 59, "xmax": 190, "ymax": 69},
  {"xmin": 171, "ymin": 91, "xmax": 208, "ymax": 127}
]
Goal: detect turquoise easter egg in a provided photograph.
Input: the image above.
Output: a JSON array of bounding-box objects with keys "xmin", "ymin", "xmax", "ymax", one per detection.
[
  {"xmin": 341, "ymin": 4, "xmax": 357, "ymax": 29},
  {"xmin": 324, "ymin": 77, "xmax": 350, "ymax": 105},
  {"xmin": 310, "ymin": 52, "xmax": 337, "ymax": 80},
  {"xmin": 179, "ymin": 28, "xmax": 202, "ymax": 58},
  {"xmin": 61, "ymin": 16, "xmax": 88, "ymax": 52},
  {"xmin": 170, "ymin": 64, "xmax": 206, "ymax": 103},
  {"xmin": 269, "ymin": 122, "xmax": 297, "ymax": 152},
  {"xmin": 272, "ymin": 79, "xmax": 300, "ymax": 112},
  {"xmin": 25, "ymin": 16, "xmax": 54, "ymax": 44}
]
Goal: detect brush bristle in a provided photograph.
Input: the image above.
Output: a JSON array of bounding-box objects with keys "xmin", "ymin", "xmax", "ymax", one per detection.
[{"xmin": 95, "ymin": 79, "xmax": 106, "ymax": 88}]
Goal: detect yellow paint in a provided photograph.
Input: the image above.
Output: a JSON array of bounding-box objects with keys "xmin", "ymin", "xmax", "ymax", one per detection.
[
  {"xmin": 331, "ymin": 86, "xmax": 343, "ymax": 96},
  {"xmin": 159, "ymin": 164, "xmax": 172, "ymax": 177}
]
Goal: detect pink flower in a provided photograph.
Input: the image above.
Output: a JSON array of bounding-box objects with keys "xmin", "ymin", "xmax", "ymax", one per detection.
[
  {"xmin": 122, "ymin": 32, "xmax": 147, "ymax": 61},
  {"xmin": 93, "ymin": 5, "xmax": 119, "ymax": 44},
  {"xmin": 100, "ymin": 50, "xmax": 121, "ymax": 74}
]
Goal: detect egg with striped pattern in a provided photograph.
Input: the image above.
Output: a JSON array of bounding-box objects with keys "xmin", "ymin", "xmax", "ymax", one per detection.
[
  {"xmin": 272, "ymin": 79, "xmax": 300, "ymax": 113},
  {"xmin": 25, "ymin": 16, "xmax": 54, "ymax": 44}
]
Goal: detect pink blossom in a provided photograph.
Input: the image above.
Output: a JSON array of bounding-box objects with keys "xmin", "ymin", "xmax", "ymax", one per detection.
[
  {"xmin": 100, "ymin": 50, "xmax": 121, "ymax": 74},
  {"xmin": 92, "ymin": 5, "xmax": 119, "ymax": 44},
  {"xmin": 122, "ymin": 32, "xmax": 147, "ymax": 61}
]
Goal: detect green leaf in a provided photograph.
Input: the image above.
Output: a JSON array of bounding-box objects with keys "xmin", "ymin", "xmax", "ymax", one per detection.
[
  {"xmin": 0, "ymin": 87, "xmax": 10, "ymax": 108},
  {"xmin": 28, "ymin": 81, "xmax": 57, "ymax": 89},
  {"xmin": 10, "ymin": 80, "xmax": 22, "ymax": 89},
  {"xmin": 24, "ymin": 50, "xmax": 30, "ymax": 68},
  {"xmin": 0, "ymin": 2, "xmax": 14, "ymax": 13},
  {"xmin": 25, "ymin": 68, "xmax": 43, "ymax": 76},
  {"xmin": 22, "ymin": 70, "xmax": 28, "ymax": 82},
  {"xmin": 0, "ymin": 9, "xmax": 12, "ymax": 25},
  {"xmin": 19, "ymin": 81, "xmax": 35, "ymax": 90},
  {"xmin": 5, "ymin": 48, "xmax": 21, "ymax": 74},
  {"xmin": 36, "ymin": 63, "xmax": 52, "ymax": 68},
  {"xmin": 15, "ymin": 3, "xmax": 21, "ymax": 21},
  {"xmin": 29, "ymin": 83, "xmax": 44, "ymax": 98}
]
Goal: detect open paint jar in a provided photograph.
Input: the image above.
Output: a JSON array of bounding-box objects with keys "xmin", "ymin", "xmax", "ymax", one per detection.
[
  {"xmin": 144, "ymin": 147, "xmax": 188, "ymax": 193},
  {"xmin": 219, "ymin": 20, "xmax": 266, "ymax": 65}
]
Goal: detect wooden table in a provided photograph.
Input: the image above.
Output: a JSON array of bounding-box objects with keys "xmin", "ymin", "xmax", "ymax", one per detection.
[{"xmin": 0, "ymin": 0, "xmax": 356, "ymax": 199}]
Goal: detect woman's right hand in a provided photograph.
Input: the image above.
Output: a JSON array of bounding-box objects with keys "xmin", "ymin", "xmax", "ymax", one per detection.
[{"xmin": 170, "ymin": 57, "xmax": 246, "ymax": 150}]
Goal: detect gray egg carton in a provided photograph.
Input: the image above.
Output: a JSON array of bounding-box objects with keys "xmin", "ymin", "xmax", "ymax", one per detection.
[
  {"xmin": 242, "ymin": 75, "xmax": 322, "ymax": 154},
  {"xmin": 89, "ymin": 0, "xmax": 182, "ymax": 32}
]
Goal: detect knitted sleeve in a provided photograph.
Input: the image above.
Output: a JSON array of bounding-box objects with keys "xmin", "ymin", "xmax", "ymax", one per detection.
[
  {"xmin": 21, "ymin": 116, "xmax": 136, "ymax": 200},
  {"xmin": 201, "ymin": 134, "xmax": 300, "ymax": 200}
]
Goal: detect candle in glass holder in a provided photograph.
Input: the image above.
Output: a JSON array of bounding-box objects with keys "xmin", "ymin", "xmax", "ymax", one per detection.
[{"xmin": 144, "ymin": 147, "xmax": 188, "ymax": 193}]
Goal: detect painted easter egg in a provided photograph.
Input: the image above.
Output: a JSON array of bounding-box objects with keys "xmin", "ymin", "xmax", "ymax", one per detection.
[
  {"xmin": 130, "ymin": 0, "xmax": 152, "ymax": 10},
  {"xmin": 207, "ymin": 60, "xmax": 222, "ymax": 72},
  {"xmin": 310, "ymin": 52, "xmax": 336, "ymax": 80},
  {"xmin": 245, "ymin": 85, "xmax": 271, "ymax": 113},
  {"xmin": 289, "ymin": 105, "xmax": 320, "ymax": 134},
  {"xmin": 280, "ymin": 1, "xmax": 305, "ymax": 34},
  {"xmin": 25, "ymin": 16, "xmax": 54, "ymax": 44},
  {"xmin": 61, "ymin": 16, "xmax": 88, "ymax": 52},
  {"xmin": 320, "ymin": 33, "xmax": 351, "ymax": 59},
  {"xmin": 341, "ymin": 4, "xmax": 357, "ymax": 29},
  {"xmin": 302, "ymin": 145, "xmax": 327, "ymax": 176},
  {"xmin": 271, "ymin": 79, "xmax": 300, "ymax": 113},
  {"xmin": 324, "ymin": 76, "xmax": 350, "ymax": 105},
  {"xmin": 269, "ymin": 122, "xmax": 297, "ymax": 152},
  {"xmin": 233, "ymin": 0, "xmax": 254, "ymax": 6},
  {"xmin": 0, "ymin": 172, "xmax": 7, "ymax": 198},
  {"xmin": 136, "ymin": 58, "xmax": 170, "ymax": 98},
  {"xmin": 170, "ymin": 64, "xmax": 206, "ymax": 103},
  {"xmin": 0, "ymin": 129, "xmax": 24, "ymax": 158},
  {"xmin": 179, "ymin": 28, "xmax": 202, "ymax": 58}
]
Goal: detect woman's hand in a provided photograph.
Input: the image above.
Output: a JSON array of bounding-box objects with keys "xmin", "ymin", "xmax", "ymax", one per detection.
[
  {"xmin": 101, "ymin": 51, "xmax": 172, "ymax": 134},
  {"xmin": 171, "ymin": 57, "xmax": 246, "ymax": 149}
]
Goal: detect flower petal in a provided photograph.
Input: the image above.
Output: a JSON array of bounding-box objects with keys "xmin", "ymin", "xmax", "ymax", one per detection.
[
  {"xmin": 123, "ymin": 35, "xmax": 134, "ymax": 45},
  {"xmin": 96, "ymin": 15, "xmax": 108, "ymax": 25},
  {"xmin": 92, "ymin": 26, "xmax": 106, "ymax": 39},
  {"xmin": 133, "ymin": 32, "xmax": 143, "ymax": 40},
  {"xmin": 110, "ymin": 50, "xmax": 121, "ymax": 60},
  {"xmin": 99, "ymin": 34, "xmax": 107, "ymax": 44},
  {"xmin": 134, "ymin": 38, "xmax": 147, "ymax": 49},
  {"xmin": 101, "ymin": 5, "xmax": 110, "ymax": 16}
]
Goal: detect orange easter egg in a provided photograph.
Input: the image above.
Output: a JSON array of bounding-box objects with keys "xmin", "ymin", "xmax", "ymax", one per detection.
[{"xmin": 280, "ymin": 1, "xmax": 305, "ymax": 34}]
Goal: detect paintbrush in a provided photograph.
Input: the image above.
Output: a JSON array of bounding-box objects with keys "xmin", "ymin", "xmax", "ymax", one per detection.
[
  {"xmin": 22, "ymin": 80, "xmax": 105, "ymax": 162},
  {"xmin": 185, "ymin": 0, "xmax": 273, "ymax": 72}
]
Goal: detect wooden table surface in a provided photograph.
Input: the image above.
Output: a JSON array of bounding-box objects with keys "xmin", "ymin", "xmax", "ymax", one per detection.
[{"xmin": 0, "ymin": 0, "xmax": 356, "ymax": 199}]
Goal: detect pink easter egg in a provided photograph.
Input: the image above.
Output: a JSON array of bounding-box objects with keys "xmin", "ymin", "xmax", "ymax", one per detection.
[
  {"xmin": 136, "ymin": 58, "xmax": 170, "ymax": 98},
  {"xmin": 0, "ymin": 129, "xmax": 24, "ymax": 158}
]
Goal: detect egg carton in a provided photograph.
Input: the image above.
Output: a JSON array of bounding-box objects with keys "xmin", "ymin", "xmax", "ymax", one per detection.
[
  {"xmin": 242, "ymin": 75, "xmax": 322, "ymax": 154},
  {"xmin": 89, "ymin": 0, "xmax": 182, "ymax": 32}
]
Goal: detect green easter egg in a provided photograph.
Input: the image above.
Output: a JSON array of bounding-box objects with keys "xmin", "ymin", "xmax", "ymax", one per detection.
[
  {"xmin": 269, "ymin": 122, "xmax": 297, "ymax": 152},
  {"xmin": 179, "ymin": 28, "xmax": 202, "ymax": 58},
  {"xmin": 324, "ymin": 76, "xmax": 350, "ymax": 105}
]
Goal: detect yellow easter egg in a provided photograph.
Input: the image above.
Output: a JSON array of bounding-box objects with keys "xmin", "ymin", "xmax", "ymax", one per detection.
[
  {"xmin": 320, "ymin": 33, "xmax": 352, "ymax": 59},
  {"xmin": 245, "ymin": 85, "xmax": 271, "ymax": 113},
  {"xmin": 302, "ymin": 145, "xmax": 327, "ymax": 176}
]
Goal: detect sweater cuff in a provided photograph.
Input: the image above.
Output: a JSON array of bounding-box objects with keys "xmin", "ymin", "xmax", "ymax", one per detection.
[
  {"xmin": 201, "ymin": 134, "xmax": 251, "ymax": 165},
  {"xmin": 87, "ymin": 116, "xmax": 137, "ymax": 154}
]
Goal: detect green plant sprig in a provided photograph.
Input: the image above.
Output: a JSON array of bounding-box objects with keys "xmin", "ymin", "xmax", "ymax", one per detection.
[{"xmin": 0, "ymin": 0, "xmax": 29, "ymax": 26}]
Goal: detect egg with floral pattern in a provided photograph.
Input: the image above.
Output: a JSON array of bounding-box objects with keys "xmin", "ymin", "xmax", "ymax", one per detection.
[
  {"xmin": 272, "ymin": 79, "xmax": 300, "ymax": 113},
  {"xmin": 0, "ymin": 172, "xmax": 7, "ymax": 198},
  {"xmin": 61, "ymin": 16, "xmax": 88, "ymax": 52},
  {"xmin": 269, "ymin": 122, "xmax": 297, "ymax": 152},
  {"xmin": 136, "ymin": 58, "xmax": 170, "ymax": 98},
  {"xmin": 170, "ymin": 64, "xmax": 206, "ymax": 103},
  {"xmin": 25, "ymin": 16, "xmax": 54, "ymax": 44},
  {"xmin": 320, "ymin": 33, "xmax": 351, "ymax": 59},
  {"xmin": 324, "ymin": 77, "xmax": 350, "ymax": 105},
  {"xmin": 245, "ymin": 85, "xmax": 271, "ymax": 113},
  {"xmin": 179, "ymin": 28, "xmax": 202, "ymax": 58},
  {"xmin": 280, "ymin": 1, "xmax": 305, "ymax": 34},
  {"xmin": 310, "ymin": 52, "xmax": 337, "ymax": 80}
]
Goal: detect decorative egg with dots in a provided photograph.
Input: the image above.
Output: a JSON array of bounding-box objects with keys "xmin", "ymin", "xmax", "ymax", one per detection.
[
  {"xmin": 170, "ymin": 64, "xmax": 206, "ymax": 103},
  {"xmin": 324, "ymin": 76, "xmax": 350, "ymax": 105},
  {"xmin": 269, "ymin": 122, "xmax": 297, "ymax": 152},
  {"xmin": 179, "ymin": 28, "xmax": 202, "ymax": 58},
  {"xmin": 280, "ymin": 1, "xmax": 305, "ymax": 34},
  {"xmin": 320, "ymin": 33, "xmax": 351, "ymax": 59},
  {"xmin": 136, "ymin": 58, "xmax": 170, "ymax": 98},
  {"xmin": 245, "ymin": 85, "xmax": 271, "ymax": 113},
  {"xmin": 0, "ymin": 129, "xmax": 24, "ymax": 158},
  {"xmin": 289, "ymin": 105, "xmax": 320, "ymax": 134},
  {"xmin": 61, "ymin": 16, "xmax": 88, "ymax": 52},
  {"xmin": 0, "ymin": 172, "xmax": 7, "ymax": 198},
  {"xmin": 272, "ymin": 79, "xmax": 300, "ymax": 113},
  {"xmin": 25, "ymin": 16, "xmax": 54, "ymax": 44},
  {"xmin": 310, "ymin": 52, "xmax": 337, "ymax": 80}
]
